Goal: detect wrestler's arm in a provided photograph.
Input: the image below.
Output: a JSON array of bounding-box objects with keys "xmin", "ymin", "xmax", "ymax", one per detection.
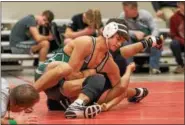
[
  {"xmin": 46, "ymin": 61, "xmax": 96, "ymax": 80},
  {"xmin": 99, "ymin": 59, "xmax": 123, "ymax": 111},
  {"xmin": 101, "ymin": 94, "xmax": 125, "ymax": 112},
  {"xmin": 101, "ymin": 58, "xmax": 130, "ymax": 110},
  {"xmin": 101, "ymin": 62, "xmax": 135, "ymax": 111},
  {"xmin": 66, "ymin": 69, "xmax": 97, "ymax": 80},
  {"xmin": 66, "ymin": 36, "xmax": 93, "ymax": 78},
  {"xmin": 80, "ymin": 69, "xmax": 97, "ymax": 77},
  {"xmin": 104, "ymin": 57, "xmax": 121, "ymax": 87}
]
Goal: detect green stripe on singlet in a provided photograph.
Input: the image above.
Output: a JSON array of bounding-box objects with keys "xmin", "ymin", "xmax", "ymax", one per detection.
[{"xmin": 35, "ymin": 49, "xmax": 70, "ymax": 77}]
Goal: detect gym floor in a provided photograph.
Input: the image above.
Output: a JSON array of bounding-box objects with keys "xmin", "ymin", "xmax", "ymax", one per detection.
[{"xmin": 2, "ymin": 67, "xmax": 184, "ymax": 124}]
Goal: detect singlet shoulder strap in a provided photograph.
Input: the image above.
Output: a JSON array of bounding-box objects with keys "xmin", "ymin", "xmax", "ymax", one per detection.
[
  {"xmin": 96, "ymin": 52, "xmax": 110, "ymax": 73},
  {"xmin": 84, "ymin": 37, "xmax": 96, "ymax": 63},
  {"xmin": 80, "ymin": 37, "xmax": 96, "ymax": 70}
]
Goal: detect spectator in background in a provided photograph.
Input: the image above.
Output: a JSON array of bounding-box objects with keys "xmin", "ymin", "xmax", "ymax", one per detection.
[
  {"xmin": 170, "ymin": 2, "xmax": 185, "ymax": 74},
  {"xmin": 10, "ymin": 10, "xmax": 54, "ymax": 65},
  {"xmin": 151, "ymin": 1, "xmax": 177, "ymax": 27},
  {"xmin": 119, "ymin": 1, "xmax": 162, "ymax": 74},
  {"xmin": 64, "ymin": 9, "xmax": 103, "ymax": 45}
]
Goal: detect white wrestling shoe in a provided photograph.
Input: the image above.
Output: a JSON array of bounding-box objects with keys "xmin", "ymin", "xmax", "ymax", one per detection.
[
  {"xmin": 65, "ymin": 103, "xmax": 102, "ymax": 119},
  {"xmin": 128, "ymin": 88, "xmax": 149, "ymax": 103}
]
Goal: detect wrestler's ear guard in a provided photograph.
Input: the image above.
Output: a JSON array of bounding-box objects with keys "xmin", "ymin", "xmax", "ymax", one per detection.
[{"xmin": 103, "ymin": 22, "xmax": 128, "ymax": 39}]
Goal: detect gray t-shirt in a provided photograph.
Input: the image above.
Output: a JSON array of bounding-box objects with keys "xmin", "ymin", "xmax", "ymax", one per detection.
[
  {"xmin": 1, "ymin": 78, "xmax": 10, "ymax": 117},
  {"xmin": 10, "ymin": 15, "xmax": 37, "ymax": 47},
  {"xmin": 119, "ymin": 9, "xmax": 159, "ymax": 39}
]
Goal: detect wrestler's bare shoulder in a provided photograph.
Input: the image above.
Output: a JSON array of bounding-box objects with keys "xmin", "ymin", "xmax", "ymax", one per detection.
[
  {"xmin": 71, "ymin": 36, "xmax": 93, "ymax": 46},
  {"xmin": 64, "ymin": 36, "xmax": 93, "ymax": 55}
]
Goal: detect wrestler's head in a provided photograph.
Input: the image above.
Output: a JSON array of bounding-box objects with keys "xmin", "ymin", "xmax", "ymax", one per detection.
[
  {"xmin": 9, "ymin": 84, "xmax": 40, "ymax": 112},
  {"xmin": 103, "ymin": 18, "xmax": 129, "ymax": 52}
]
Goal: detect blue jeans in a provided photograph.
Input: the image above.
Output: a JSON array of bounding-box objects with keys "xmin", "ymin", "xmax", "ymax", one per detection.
[
  {"xmin": 170, "ymin": 40, "xmax": 184, "ymax": 67},
  {"xmin": 146, "ymin": 47, "xmax": 161, "ymax": 69}
]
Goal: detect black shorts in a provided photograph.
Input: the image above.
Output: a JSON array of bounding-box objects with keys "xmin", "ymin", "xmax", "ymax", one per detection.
[
  {"xmin": 47, "ymin": 75, "xmax": 112, "ymax": 108},
  {"xmin": 86, "ymin": 74, "xmax": 112, "ymax": 105}
]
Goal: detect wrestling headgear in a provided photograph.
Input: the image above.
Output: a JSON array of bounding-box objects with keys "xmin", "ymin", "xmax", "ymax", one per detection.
[{"xmin": 103, "ymin": 22, "xmax": 129, "ymax": 40}]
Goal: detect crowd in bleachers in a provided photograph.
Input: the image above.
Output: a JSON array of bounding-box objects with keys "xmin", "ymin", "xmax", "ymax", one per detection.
[{"xmin": 1, "ymin": 1, "xmax": 184, "ymax": 74}]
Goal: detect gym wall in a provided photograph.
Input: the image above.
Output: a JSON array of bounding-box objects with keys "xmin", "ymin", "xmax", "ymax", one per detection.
[{"xmin": 1, "ymin": 2, "xmax": 166, "ymax": 27}]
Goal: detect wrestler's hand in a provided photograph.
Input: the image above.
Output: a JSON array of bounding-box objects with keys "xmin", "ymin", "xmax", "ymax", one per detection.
[
  {"xmin": 65, "ymin": 72, "xmax": 83, "ymax": 80},
  {"xmin": 127, "ymin": 62, "xmax": 136, "ymax": 72},
  {"xmin": 101, "ymin": 103, "xmax": 108, "ymax": 112},
  {"xmin": 14, "ymin": 114, "xmax": 27, "ymax": 124},
  {"xmin": 65, "ymin": 69, "xmax": 97, "ymax": 80},
  {"xmin": 16, "ymin": 114, "xmax": 38, "ymax": 125}
]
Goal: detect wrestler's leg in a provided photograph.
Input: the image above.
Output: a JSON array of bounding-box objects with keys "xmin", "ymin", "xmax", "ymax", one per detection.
[
  {"xmin": 34, "ymin": 62, "xmax": 72, "ymax": 92},
  {"xmin": 97, "ymin": 62, "xmax": 148, "ymax": 111},
  {"xmin": 120, "ymin": 36, "xmax": 164, "ymax": 59},
  {"xmin": 64, "ymin": 75, "xmax": 106, "ymax": 119}
]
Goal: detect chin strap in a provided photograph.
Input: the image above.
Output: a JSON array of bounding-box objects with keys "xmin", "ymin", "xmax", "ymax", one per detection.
[{"xmin": 105, "ymin": 38, "xmax": 109, "ymax": 49}]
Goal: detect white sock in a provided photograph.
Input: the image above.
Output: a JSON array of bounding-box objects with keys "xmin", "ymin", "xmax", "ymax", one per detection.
[{"xmin": 72, "ymin": 99, "xmax": 84, "ymax": 106}]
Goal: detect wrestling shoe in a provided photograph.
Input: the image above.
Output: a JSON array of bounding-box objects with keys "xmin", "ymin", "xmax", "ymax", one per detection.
[
  {"xmin": 142, "ymin": 35, "xmax": 164, "ymax": 50},
  {"xmin": 65, "ymin": 103, "xmax": 101, "ymax": 119},
  {"xmin": 128, "ymin": 88, "xmax": 149, "ymax": 103}
]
